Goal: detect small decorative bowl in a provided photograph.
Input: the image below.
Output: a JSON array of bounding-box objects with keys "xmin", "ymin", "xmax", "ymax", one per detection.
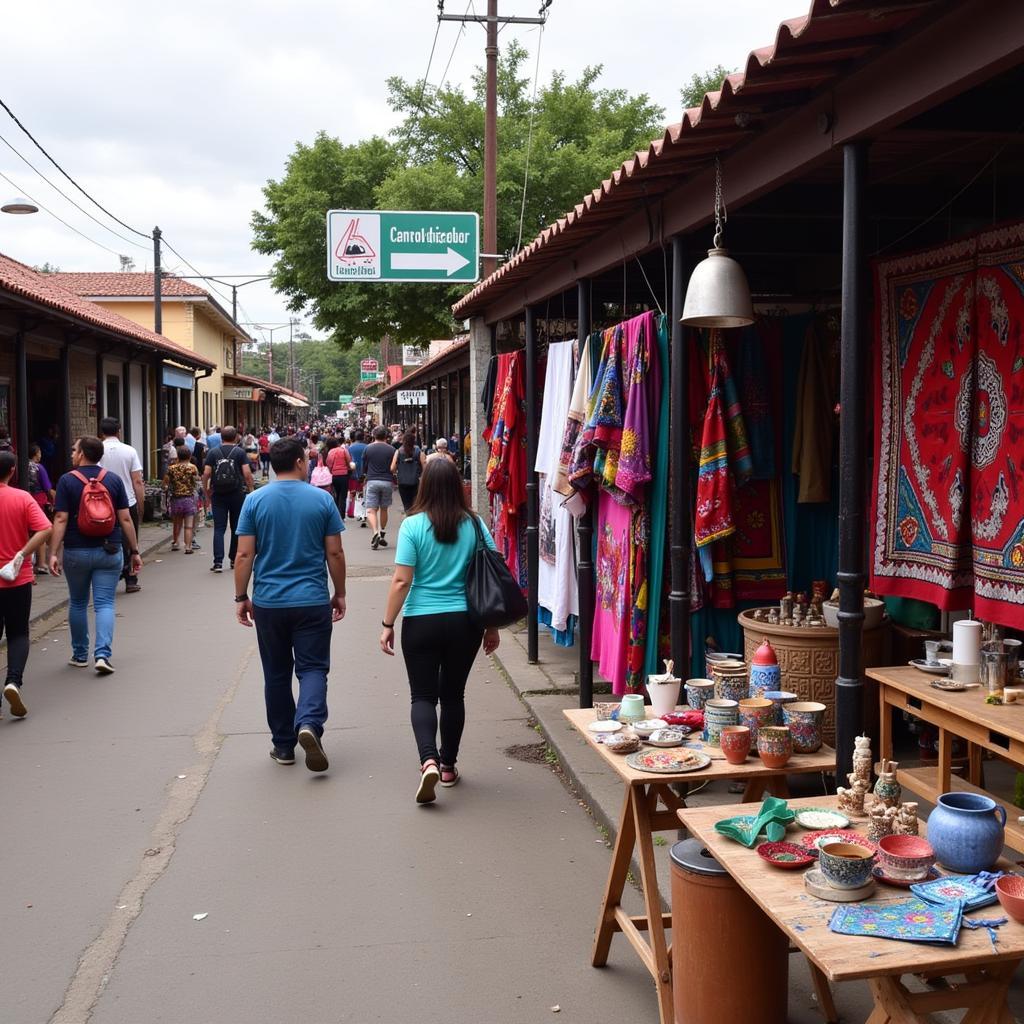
[
  {"xmin": 995, "ymin": 875, "xmax": 1024, "ymax": 923},
  {"xmin": 757, "ymin": 841, "xmax": 816, "ymax": 870},
  {"xmin": 604, "ymin": 732, "xmax": 641, "ymax": 755},
  {"xmin": 818, "ymin": 841, "xmax": 875, "ymax": 890},
  {"xmin": 594, "ymin": 702, "xmax": 620, "ymax": 721},
  {"xmin": 876, "ymin": 834, "xmax": 935, "ymax": 881},
  {"xmin": 632, "ymin": 718, "xmax": 669, "ymax": 738}
]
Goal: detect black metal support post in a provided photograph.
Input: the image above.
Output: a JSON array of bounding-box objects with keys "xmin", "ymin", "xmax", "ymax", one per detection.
[
  {"xmin": 669, "ymin": 237, "xmax": 691, "ymax": 674},
  {"xmin": 153, "ymin": 227, "xmax": 162, "ymax": 335},
  {"xmin": 836, "ymin": 141, "xmax": 869, "ymax": 780},
  {"xmin": 60, "ymin": 339, "xmax": 72, "ymax": 477},
  {"xmin": 576, "ymin": 279, "xmax": 594, "ymax": 707},
  {"xmin": 14, "ymin": 331, "xmax": 28, "ymax": 490},
  {"xmin": 95, "ymin": 352, "xmax": 104, "ymax": 433},
  {"xmin": 525, "ymin": 305, "xmax": 540, "ymax": 664}
]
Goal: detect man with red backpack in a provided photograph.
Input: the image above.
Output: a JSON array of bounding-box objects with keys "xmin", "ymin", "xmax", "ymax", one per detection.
[{"xmin": 49, "ymin": 436, "xmax": 142, "ymax": 675}]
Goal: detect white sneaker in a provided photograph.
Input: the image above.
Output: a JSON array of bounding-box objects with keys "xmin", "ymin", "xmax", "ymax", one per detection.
[{"xmin": 94, "ymin": 658, "xmax": 115, "ymax": 676}]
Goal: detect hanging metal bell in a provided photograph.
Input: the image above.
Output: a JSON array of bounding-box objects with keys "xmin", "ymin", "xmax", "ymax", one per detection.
[{"xmin": 680, "ymin": 246, "xmax": 755, "ymax": 328}]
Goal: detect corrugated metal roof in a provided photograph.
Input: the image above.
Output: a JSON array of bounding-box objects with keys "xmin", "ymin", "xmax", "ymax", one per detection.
[
  {"xmin": 453, "ymin": 0, "xmax": 942, "ymax": 318},
  {"xmin": 0, "ymin": 254, "xmax": 215, "ymax": 368}
]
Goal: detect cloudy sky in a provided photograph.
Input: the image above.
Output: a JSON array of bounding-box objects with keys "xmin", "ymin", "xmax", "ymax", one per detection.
[{"xmin": 0, "ymin": 0, "xmax": 800, "ymax": 340}]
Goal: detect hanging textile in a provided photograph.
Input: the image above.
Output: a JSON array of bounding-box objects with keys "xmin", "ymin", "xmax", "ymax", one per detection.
[
  {"xmin": 791, "ymin": 320, "xmax": 835, "ymax": 503},
  {"xmin": 593, "ymin": 488, "xmax": 632, "ymax": 693},
  {"xmin": 535, "ymin": 339, "xmax": 579, "ymax": 639},
  {"xmin": 737, "ymin": 321, "xmax": 778, "ymax": 480},
  {"xmin": 872, "ymin": 222, "xmax": 1024, "ymax": 627},
  {"xmin": 555, "ymin": 331, "xmax": 599, "ymax": 497}
]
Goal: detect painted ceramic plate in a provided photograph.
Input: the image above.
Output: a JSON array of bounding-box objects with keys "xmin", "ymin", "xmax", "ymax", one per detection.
[
  {"xmin": 909, "ymin": 659, "xmax": 950, "ymax": 676},
  {"xmin": 588, "ymin": 720, "xmax": 623, "ymax": 734},
  {"xmin": 794, "ymin": 807, "xmax": 851, "ymax": 830},
  {"xmin": 872, "ymin": 865, "xmax": 941, "ymax": 888},
  {"xmin": 800, "ymin": 829, "xmax": 877, "ymax": 853},
  {"xmin": 757, "ymin": 841, "xmax": 816, "ymax": 870},
  {"xmin": 631, "ymin": 719, "xmax": 669, "ymax": 736},
  {"xmin": 625, "ymin": 749, "xmax": 711, "ymax": 774},
  {"xmin": 930, "ymin": 680, "xmax": 970, "ymax": 692}
]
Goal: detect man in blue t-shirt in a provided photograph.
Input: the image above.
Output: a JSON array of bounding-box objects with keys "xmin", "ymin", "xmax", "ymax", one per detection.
[{"xmin": 234, "ymin": 436, "xmax": 346, "ymax": 772}]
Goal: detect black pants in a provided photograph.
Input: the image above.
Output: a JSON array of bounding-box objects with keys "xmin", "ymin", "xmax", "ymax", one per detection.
[
  {"xmin": 398, "ymin": 483, "xmax": 418, "ymax": 512},
  {"xmin": 331, "ymin": 475, "xmax": 349, "ymax": 516},
  {"xmin": 121, "ymin": 503, "xmax": 140, "ymax": 585},
  {"xmin": 401, "ymin": 611, "xmax": 483, "ymax": 766},
  {"xmin": 212, "ymin": 491, "xmax": 245, "ymax": 566},
  {"xmin": 260, "ymin": 453, "xmax": 270, "ymax": 475},
  {"xmin": 0, "ymin": 582, "xmax": 32, "ymax": 685}
]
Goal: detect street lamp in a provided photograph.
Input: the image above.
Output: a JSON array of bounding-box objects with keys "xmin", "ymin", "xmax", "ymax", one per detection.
[{"xmin": 1, "ymin": 197, "xmax": 39, "ymax": 215}]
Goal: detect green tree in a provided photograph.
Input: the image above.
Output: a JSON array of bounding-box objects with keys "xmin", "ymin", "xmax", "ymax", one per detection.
[
  {"xmin": 681, "ymin": 64, "xmax": 733, "ymax": 109},
  {"xmin": 252, "ymin": 42, "xmax": 665, "ymax": 347}
]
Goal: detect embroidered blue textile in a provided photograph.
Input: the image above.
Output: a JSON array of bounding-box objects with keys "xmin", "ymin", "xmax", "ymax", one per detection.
[
  {"xmin": 910, "ymin": 872, "xmax": 1003, "ymax": 912},
  {"xmin": 829, "ymin": 898, "xmax": 962, "ymax": 945}
]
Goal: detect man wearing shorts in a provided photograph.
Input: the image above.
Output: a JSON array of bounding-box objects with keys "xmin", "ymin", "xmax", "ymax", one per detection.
[{"xmin": 362, "ymin": 426, "xmax": 396, "ymax": 551}]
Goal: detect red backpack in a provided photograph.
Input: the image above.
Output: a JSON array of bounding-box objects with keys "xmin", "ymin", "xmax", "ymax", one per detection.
[{"xmin": 71, "ymin": 470, "xmax": 116, "ymax": 537}]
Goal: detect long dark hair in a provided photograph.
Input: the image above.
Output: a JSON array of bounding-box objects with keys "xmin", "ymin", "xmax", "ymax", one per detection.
[
  {"xmin": 408, "ymin": 457, "xmax": 471, "ymax": 543},
  {"xmin": 401, "ymin": 429, "xmax": 417, "ymax": 455}
]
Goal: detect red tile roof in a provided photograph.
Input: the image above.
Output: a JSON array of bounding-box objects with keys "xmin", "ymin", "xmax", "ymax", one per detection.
[
  {"xmin": 378, "ymin": 337, "xmax": 469, "ymax": 397},
  {"xmin": 0, "ymin": 255, "xmax": 215, "ymax": 368},
  {"xmin": 453, "ymin": 0, "xmax": 942, "ymax": 318},
  {"xmin": 47, "ymin": 272, "xmax": 208, "ymax": 297}
]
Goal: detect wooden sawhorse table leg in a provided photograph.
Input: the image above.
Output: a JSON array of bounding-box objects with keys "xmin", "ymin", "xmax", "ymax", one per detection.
[{"xmin": 866, "ymin": 961, "xmax": 1019, "ymax": 1023}]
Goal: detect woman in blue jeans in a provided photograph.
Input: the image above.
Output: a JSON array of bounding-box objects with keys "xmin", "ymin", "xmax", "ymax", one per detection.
[
  {"xmin": 379, "ymin": 458, "xmax": 500, "ymax": 804},
  {"xmin": 50, "ymin": 436, "xmax": 143, "ymax": 675}
]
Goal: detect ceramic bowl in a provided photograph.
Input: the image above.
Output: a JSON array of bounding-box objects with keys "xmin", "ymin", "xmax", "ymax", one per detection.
[
  {"xmin": 823, "ymin": 597, "xmax": 885, "ymax": 629},
  {"xmin": 593, "ymin": 702, "xmax": 620, "ymax": 721},
  {"xmin": 757, "ymin": 725, "xmax": 793, "ymax": 769},
  {"xmin": 782, "ymin": 701, "xmax": 827, "ymax": 753},
  {"xmin": 604, "ymin": 732, "xmax": 641, "ymax": 755},
  {"xmin": 719, "ymin": 725, "xmax": 752, "ymax": 765},
  {"xmin": 757, "ymin": 841, "xmax": 815, "ymax": 870},
  {"xmin": 762, "ymin": 690, "xmax": 798, "ymax": 724},
  {"xmin": 631, "ymin": 719, "xmax": 668, "ymax": 738},
  {"xmin": 684, "ymin": 679, "xmax": 715, "ymax": 711},
  {"xmin": 877, "ymin": 835, "xmax": 936, "ymax": 881},
  {"xmin": 705, "ymin": 651, "xmax": 745, "ymax": 678},
  {"xmin": 995, "ymin": 875, "xmax": 1024, "ymax": 923},
  {"xmin": 818, "ymin": 841, "xmax": 876, "ymax": 890},
  {"xmin": 738, "ymin": 698, "xmax": 775, "ymax": 746}
]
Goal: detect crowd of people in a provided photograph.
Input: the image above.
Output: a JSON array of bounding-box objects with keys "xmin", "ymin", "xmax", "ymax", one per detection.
[{"xmin": 0, "ymin": 415, "xmax": 495, "ymax": 803}]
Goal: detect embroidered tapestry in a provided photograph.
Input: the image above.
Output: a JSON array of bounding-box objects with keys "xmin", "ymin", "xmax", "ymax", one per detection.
[{"xmin": 872, "ymin": 222, "xmax": 1024, "ymax": 628}]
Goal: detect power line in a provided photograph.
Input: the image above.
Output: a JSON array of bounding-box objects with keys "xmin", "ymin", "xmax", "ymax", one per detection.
[
  {"xmin": 159, "ymin": 236, "xmax": 236, "ymax": 309},
  {"xmin": 0, "ymin": 168, "xmax": 124, "ymax": 258},
  {"xmin": 438, "ymin": 0, "xmax": 472, "ymax": 87},
  {"xmin": 0, "ymin": 130, "xmax": 151, "ymax": 252},
  {"xmin": 412, "ymin": 2, "xmax": 445, "ymax": 118},
  {"xmin": 0, "ymin": 96, "xmax": 150, "ymax": 239},
  {"xmin": 516, "ymin": 22, "xmax": 545, "ymax": 252}
]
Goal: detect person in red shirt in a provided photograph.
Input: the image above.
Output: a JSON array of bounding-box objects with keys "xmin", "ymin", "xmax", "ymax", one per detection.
[{"xmin": 0, "ymin": 451, "xmax": 52, "ymax": 718}]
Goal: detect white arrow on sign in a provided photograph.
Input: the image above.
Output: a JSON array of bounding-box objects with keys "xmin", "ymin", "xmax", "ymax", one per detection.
[{"xmin": 390, "ymin": 247, "xmax": 470, "ymax": 277}]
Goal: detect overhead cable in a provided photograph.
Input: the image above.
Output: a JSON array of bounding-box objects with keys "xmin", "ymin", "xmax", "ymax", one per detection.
[{"xmin": 515, "ymin": 23, "xmax": 545, "ymax": 252}]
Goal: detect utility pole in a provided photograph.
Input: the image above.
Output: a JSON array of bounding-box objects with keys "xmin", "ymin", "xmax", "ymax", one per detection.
[
  {"xmin": 439, "ymin": 1, "xmax": 549, "ymax": 279},
  {"xmin": 152, "ymin": 226, "xmax": 162, "ymax": 334}
]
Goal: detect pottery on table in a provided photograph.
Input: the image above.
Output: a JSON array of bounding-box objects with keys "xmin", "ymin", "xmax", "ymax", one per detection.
[
  {"xmin": 927, "ymin": 791, "xmax": 1007, "ymax": 873},
  {"xmin": 749, "ymin": 638, "xmax": 781, "ymax": 698},
  {"xmin": 703, "ymin": 698, "xmax": 739, "ymax": 746},
  {"xmin": 604, "ymin": 732, "xmax": 641, "ymax": 755},
  {"xmin": 995, "ymin": 875, "xmax": 1024, "ymax": 923},
  {"xmin": 712, "ymin": 660, "xmax": 749, "ymax": 704},
  {"xmin": 631, "ymin": 718, "xmax": 669, "ymax": 738},
  {"xmin": 685, "ymin": 678, "xmax": 715, "ymax": 712},
  {"xmin": 719, "ymin": 725, "xmax": 752, "ymax": 765},
  {"xmin": 618, "ymin": 693, "xmax": 646, "ymax": 726},
  {"xmin": 757, "ymin": 725, "xmax": 793, "ymax": 769},
  {"xmin": 705, "ymin": 650, "xmax": 745, "ymax": 679},
  {"xmin": 593, "ymin": 702, "xmax": 620, "ymax": 721},
  {"xmin": 782, "ymin": 701, "xmax": 826, "ymax": 753},
  {"xmin": 818, "ymin": 842, "xmax": 876, "ymax": 890},
  {"xmin": 873, "ymin": 759, "xmax": 902, "ymax": 807},
  {"xmin": 762, "ymin": 690, "xmax": 798, "ymax": 725},
  {"xmin": 738, "ymin": 697, "xmax": 775, "ymax": 746},
  {"xmin": 646, "ymin": 661, "xmax": 682, "ymax": 718},
  {"xmin": 822, "ymin": 596, "xmax": 885, "ymax": 630},
  {"xmin": 876, "ymin": 834, "xmax": 935, "ymax": 881}
]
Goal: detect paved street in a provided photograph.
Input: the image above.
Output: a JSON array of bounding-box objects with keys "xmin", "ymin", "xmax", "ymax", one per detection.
[{"xmin": 2, "ymin": 520, "xmax": 654, "ymax": 1024}]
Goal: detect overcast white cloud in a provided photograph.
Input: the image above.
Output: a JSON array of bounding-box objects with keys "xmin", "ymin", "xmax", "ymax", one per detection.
[{"xmin": 0, "ymin": 0, "xmax": 799, "ymax": 338}]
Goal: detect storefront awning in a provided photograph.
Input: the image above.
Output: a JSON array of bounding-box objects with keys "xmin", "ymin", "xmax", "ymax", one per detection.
[{"xmin": 277, "ymin": 393, "xmax": 307, "ymax": 408}]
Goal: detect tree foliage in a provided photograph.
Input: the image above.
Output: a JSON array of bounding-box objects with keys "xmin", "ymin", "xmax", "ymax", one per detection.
[
  {"xmin": 251, "ymin": 42, "xmax": 664, "ymax": 347},
  {"xmin": 242, "ymin": 336, "xmax": 380, "ymax": 401},
  {"xmin": 680, "ymin": 64, "xmax": 733, "ymax": 109}
]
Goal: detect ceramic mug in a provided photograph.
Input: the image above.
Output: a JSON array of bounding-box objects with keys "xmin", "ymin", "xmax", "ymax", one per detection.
[
  {"xmin": 782, "ymin": 701, "xmax": 826, "ymax": 753},
  {"xmin": 685, "ymin": 678, "xmax": 715, "ymax": 711},
  {"xmin": 738, "ymin": 697, "xmax": 774, "ymax": 746},
  {"xmin": 818, "ymin": 842, "xmax": 875, "ymax": 890},
  {"xmin": 619, "ymin": 694, "xmax": 646, "ymax": 725},
  {"xmin": 703, "ymin": 698, "xmax": 738, "ymax": 746},
  {"xmin": 713, "ymin": 667, "xmax": 749, "ymax": 704},
  {"xmin": 719, "ymin": 725, "xmax": 751, "ymax": 765},
  {"xmin": 756, "ymin": 725, "xmax": 793, "ymax": 769}
]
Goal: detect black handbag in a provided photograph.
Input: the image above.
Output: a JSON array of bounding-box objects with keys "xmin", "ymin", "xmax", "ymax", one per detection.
[{"xmin": 464, "ymin": 515, "xmax": 528, "ymax": 629}]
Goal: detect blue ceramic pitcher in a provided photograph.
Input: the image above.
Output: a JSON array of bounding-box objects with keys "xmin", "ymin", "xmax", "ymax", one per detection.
[{"xmin": 927, "ymin": 792, "xmax": 1007, "ymax": 873}]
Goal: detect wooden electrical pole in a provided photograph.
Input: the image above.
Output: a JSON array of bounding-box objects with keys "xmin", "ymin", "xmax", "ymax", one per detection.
[{"xmin": 439, "ymin": 1, "xmax": 549, "ymax": 279}]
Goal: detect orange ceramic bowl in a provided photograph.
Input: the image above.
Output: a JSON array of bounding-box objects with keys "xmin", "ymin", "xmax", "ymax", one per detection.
[{"xmin": 996, "ymin": 875, "xmax": 1024, "ymax": 923}]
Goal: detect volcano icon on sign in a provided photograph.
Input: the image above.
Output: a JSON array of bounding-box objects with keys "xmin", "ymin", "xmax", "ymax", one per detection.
[{"xmin": 335, "ymin": 218, "xmax": 377, "ymax": 265}]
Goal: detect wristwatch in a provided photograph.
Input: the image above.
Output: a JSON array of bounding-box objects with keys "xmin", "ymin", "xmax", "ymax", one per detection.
[{"xmin": 235, "ymin": 594, "xmax": 250, "ymax": 603}]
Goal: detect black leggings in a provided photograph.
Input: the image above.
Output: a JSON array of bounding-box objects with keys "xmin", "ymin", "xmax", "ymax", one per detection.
[
  {"xmin": 398, "ymin": 483, "xmax": 418, "ymax": 512},
  {"xmin": 0, "ymin": 582, "xmax": 32, "ymax": 686},
  {"xmin": 331, "ymin": 475, "xmax": 349, "ymax": 515},
  {"xmin": 401, "ymin": 611, "xmax": 483, "ymax": 766}
]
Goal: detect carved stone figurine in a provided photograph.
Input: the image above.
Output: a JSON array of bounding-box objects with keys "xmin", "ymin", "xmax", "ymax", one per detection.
[
  {"xmin": 867, "ymin": 803, "xmax": 898, "ymax": 844},
  {"xmin": 893, "ymin": 802, "xmax": 920, "ymax": 836},
  {"xmin": 852, "ymin": 734, "xmax": 873, "ymax": 787},
  {"xmin": 836, "ymin": 774, "xmax": 868, "ymax": 816},
  {"xmin": 873, "ymin": 759, "xmax": 902, "ymax": 808}
]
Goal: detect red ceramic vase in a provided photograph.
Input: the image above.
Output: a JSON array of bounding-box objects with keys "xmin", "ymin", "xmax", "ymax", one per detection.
[{"xmin": 720, "ymin": 725, "xmax": 752, "ymax": 765}]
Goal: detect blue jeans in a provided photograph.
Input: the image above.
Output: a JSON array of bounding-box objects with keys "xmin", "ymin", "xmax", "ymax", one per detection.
[
  {"xmin": 211, "ymin": 491, "xmax": 245, "ymax": 565},
  {"xmin": 253, "ymin": 603, "xmax": 332, "ymax": 751},
  {"xmin": 63, "ymin": 547, "xmax": 124, "ymax": 661}
]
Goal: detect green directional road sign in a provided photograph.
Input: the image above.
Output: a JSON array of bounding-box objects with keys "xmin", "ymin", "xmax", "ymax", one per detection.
[{"xmin": 326, "ymin": 209, "xmax": 479, "ymax": 284}]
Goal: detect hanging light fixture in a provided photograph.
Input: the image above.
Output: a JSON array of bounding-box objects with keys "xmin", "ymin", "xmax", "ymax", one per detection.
[{"xmin": 680, "ymin": 156, "xmax": 754, "ymax": 328}]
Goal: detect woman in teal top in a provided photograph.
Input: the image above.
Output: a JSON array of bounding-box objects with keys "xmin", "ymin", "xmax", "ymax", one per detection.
[{"xmin": 380, "ymin": 458, "xmax": 500, "ymax": 804}]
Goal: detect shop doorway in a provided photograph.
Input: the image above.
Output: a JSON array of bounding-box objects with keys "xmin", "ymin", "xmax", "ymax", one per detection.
[{"xmin": 27, "ymin": 358, "xmax": 64, "ymax": 478}]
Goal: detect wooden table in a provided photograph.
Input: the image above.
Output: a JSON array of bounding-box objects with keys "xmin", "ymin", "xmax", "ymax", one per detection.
[
  {"xmin": 678, "ymin": 794, "xmax": 1024, "ymax": 1024},
  {"xmin": 868, "ymin": 665, "xmax": 1024, "ymax": 853},
  {"xmin": 563, "ymin": 707, "xmax": 836, "ymax": 1024}
]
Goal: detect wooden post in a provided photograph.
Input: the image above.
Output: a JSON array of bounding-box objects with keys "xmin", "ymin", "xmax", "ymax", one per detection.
[
  {"xmin": 669, "ymin": 236, "xmax": 690, "ymax": 675},
  {"xmin": 577, "ymin": 279, "xmax": 594, "ymax": 707},
  {"xmin": 836, "ymin": 141, "xmax": 869, "ymax": 780},
  {"xmin": 525, "ymin": 304, "xmax": 539, "ymax": 663}
]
